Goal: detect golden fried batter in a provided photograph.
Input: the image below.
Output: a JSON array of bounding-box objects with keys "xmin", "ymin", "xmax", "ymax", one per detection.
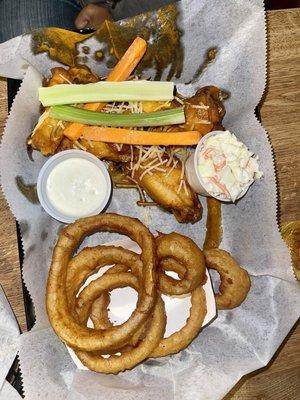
[
  {"xmin": 79, "ymin": 139, "xmax": 131, "ymax": 163},
  {"xmin": 56, "ymin": 137, "xmax": 74, "ymax": 152},
  {"xmin": 172, "ymin": 86, "xmax": 225, "ymax": 134},
  {"xmin": 29, "ymin": 112, "xmax": 65, "ymax": 156},
  {"xmin": 29, "ymin": 67, "xmax": 227, "ymax": 222},
  {"xmin": 131, "ymin": 161, "xmax": 202, "ymax": 224},
  {"xmin": 204, "ymin": 249, "xmax": 251, "ymax": 309},
  {"xmin": 68, "ymin": 66, "xmax": 99, "ymax": 84},
  {"xmin": 43, "ymin": 67, "xmax": 72, "ymax": 87},
  {"xmin": 43, "ymin": 66, "xmax": 99, "ymax": 87}
]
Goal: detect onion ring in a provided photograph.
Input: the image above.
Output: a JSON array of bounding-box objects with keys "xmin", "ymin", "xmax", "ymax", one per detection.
[
  {"xmin": 46, "ymin": 213, "xmax": 157, "ymax": 351},
  {"xmin": 89, "ymin": 261, "xmax": 207, "ymax": 359},
  {"xmin": 157, "ymin": 232, "xmax": 206, "ymax": 295},
  {"xmin": 159, "ymin": 257, "xmax": 186, "ymax": 280},
  {"xmin": 204, "ymin": 249, "xmax": 251, "ymax": 309},
  {"xmin": 66, "ymin": 246, "xmax": 142, "ymax": 316},
  {"xmin": 89, "ymin": 263, "xmax": 147, "ymax": 348},
  {"xmin": 74, "ymin": 272, "xmax": 166, "ymax": 373},
  {"xmin": 150, "ymin": 286, "xmax": 207, "ymax": 358},
  {"xmin": 67, "ymin": 248, "xmax": 145, "ymax": 349}
]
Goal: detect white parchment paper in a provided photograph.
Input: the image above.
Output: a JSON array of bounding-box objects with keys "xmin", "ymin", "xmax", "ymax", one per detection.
[
  {"xmin": 0, "ymin": 287, "xmax": 21, "ymax": 399},
  {"xmin": 0, "ymin": 1, "xmax": 299, "ymax": 399}
]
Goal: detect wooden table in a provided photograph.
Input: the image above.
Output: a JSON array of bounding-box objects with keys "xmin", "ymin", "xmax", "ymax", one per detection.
[{"xmin": 0, "ymin": 8, "xmax": 299, "ymax": 399}]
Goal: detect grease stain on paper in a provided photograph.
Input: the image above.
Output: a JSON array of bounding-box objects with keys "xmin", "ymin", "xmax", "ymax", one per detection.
[
  {"xmin": 187, "ymin": 47, "xmax": 218, "ymax": 85},
  {"xmin": 15, "ymin": 176, "xmax": 39, "ymax": 204},
  {"xmin": 31, "ymin": 4, "xmax": 184, "ymax": 81}
]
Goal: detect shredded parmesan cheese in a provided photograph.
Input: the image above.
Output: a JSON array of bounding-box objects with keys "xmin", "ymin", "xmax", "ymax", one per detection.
[
  {"xmin": 59, "ymin": 74, "xmax": 72, "ymax": 84},
  {"xmin": 174, "ymin": 96, "xmax": 184, "ymax": 105},
  {"xmin": 177, "ymin": 179, "xmax": 184, "ymax": 194},
  {"xmin": 197, "ymin": 119, "xmax": 211, "ymax": 125},
  {"xmin": 188, "ymin": 104, "xmax": 209, "ymax": 110},
  {"xmin": 87, "ymin": 139, "xmax": 94, "ymax": 148},
  {"xmin": 166, "ymin": 159, "xmax": 178, "ymax": 177},
  {"xmin": 130, "ymin": 145, "xmax": 134, "ymax": 171},
  {"xmin": 115, "ymin": 143, "xmax": 123, "ymax": 152},
  {"xmin": 143, "ymin": 206, "xmax": 151, "ymax": 226},
  {"xmin": 182, "ymin": 180, "xmax": 189, "ymax": 196},
  {"xmin": 74, "ymin": 140, "xmax": 87, "ymax": 151},
  {"xmin": 57, "ymin": 120, "xmax": 66, "ymax": 129},
  {"xmin": 139, "ymin": 159, "xmax": 168, "ymax": 181},
  {"xmin": 176, "ymin": 161, "xmax": 186, "ymax": 194}
]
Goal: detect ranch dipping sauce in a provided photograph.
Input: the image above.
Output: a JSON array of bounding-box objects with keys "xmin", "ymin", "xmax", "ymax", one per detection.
[
  {"xmin": 37, "ymin": 150, "xmax": 112, "ymax": 223},
  {"xmin": 46, "ymin": 158, "xmax": 108, "ymax": 217}
]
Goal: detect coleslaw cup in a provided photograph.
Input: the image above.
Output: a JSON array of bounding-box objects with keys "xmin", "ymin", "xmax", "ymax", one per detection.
[{"xmin": 185, "ymin": 131, "xmax": 251, "ymax": 202}]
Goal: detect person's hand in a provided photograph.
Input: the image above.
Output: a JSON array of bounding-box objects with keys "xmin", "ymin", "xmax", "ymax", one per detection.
[{"xmin": 75, "ymin": 4, "xmax": 113, "ymax": 30}]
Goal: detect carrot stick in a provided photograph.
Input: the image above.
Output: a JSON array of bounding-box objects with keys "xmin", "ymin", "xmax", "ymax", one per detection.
[
  {"xmin": 81, "ymin": 126, "xmax": 202, "ymax": 146},
  {"xmin": 63, "ymin": 37, "xmax": 147, "ymax": 141}
]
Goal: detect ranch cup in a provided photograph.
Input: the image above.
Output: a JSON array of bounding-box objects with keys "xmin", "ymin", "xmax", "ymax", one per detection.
[{"xmin": 37, "ymin": 150, "xmax": 112, "ymax": 223}]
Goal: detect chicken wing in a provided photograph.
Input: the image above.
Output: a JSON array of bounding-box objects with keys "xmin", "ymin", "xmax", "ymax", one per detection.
[
  {"xmin": 173, "ymin": 86, "xmax": 225, "ymax": 134},
  {"xmin": 128, "ymin": 160, "xmax": 202, "ymax": 224},
  {"xmin": 29, "ymin": 111, "xmax": 65, "ymax": 156},
  {"xmin": 78, "ymin": 139, "xmax": 131, "ymax": 162},
  {"xmin": 29, "ymin": 67, "xmax": 131, "ymax": 161}
]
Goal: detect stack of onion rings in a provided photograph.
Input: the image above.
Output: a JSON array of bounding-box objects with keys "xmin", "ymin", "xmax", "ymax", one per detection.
[{"xmin": 46, "ymin": 213, "xmax": 250, "ymax": 374}]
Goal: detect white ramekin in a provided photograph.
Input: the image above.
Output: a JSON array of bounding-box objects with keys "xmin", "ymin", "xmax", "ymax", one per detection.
[
  {"xmin": 185, "ymin": 131, "xmax": 251, "ymax": 202},
  {"xmin": 37, "ymin": 150, "xmax": 112, "ymax": 223}
]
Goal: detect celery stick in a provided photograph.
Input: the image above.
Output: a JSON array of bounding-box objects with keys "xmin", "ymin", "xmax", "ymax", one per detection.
[
  {"xmin": 39, "ymin": 80, "xmax": 174, "ymax": 106},
  {"xmin": 49, "ymin": 105, "xmax": 185, "ymax": 127}
]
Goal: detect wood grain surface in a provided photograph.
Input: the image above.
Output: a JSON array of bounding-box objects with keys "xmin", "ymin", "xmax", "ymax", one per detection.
[
  {"xmin": 0, "ymin": 78, "xmax": 27, "ymax": 332},
  {"xmin": 260, "ymin": 9, "xmax": 300, "ymax": 224},
  {"xmin": 0, "ymin": 8, "xmax": 299, "ymax": 399},
  {"xmin": 226, "ymin": 9, "xmax": 300, "ymax": 400}
]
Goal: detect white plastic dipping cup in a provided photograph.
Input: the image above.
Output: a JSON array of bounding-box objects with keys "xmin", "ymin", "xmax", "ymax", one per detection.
[
  {"xmin": 37, "ymin": 150, "xmax": 112, "ymax": 223},
  {"xmin": 185, "ymin": 131, "xmax": 251, "ymax": 202}
]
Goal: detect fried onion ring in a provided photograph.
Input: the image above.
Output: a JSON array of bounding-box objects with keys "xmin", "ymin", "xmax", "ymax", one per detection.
[
  {"xmin": 157, "ymin": 233, "xmax": 206, "ymax": 295},
  {"xmin": 151, "ymin": 287, "xmax": 207, "ymax": 358},
  {"xmin": 74, "ymin": 273, "xmax": 166, "ymax": 373},
  {"xmin": 89, "ymin": 261, "xmax": 207, "ymax": 359},
  {"xmin": 66, "ymin": 246, "xmax": 142, "ymax": 315},
  {"xmin": 46, "ymin": 213, "xmax": 157, "ymax": 351},
  {"xmin": 89, "ymin": 263, "xmax": 147, "ymax": 348},
  {"xmin": 204, "ymin": 249, "xmax": 251, "ymax": 309}
]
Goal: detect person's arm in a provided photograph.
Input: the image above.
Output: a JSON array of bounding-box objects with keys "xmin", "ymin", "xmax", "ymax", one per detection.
[
  {"xmin": 75, "ymin": 0, "xmax": 176, "ymax": 29},
  {"xmin": 75, "ymin": 1, "xmax": 115, "ymax": 30}
]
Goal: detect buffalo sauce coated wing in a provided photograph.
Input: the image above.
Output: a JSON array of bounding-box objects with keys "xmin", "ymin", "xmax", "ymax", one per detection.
[
  {"xmin": 29, "ymin": 67, "xmax": 132, "ymax": 161},
  {"xmin": 29, "ymin": 66, "xmax": 226, "ymax": 223},
  {"xmin": 173, "ymin": 86, "xmax": 225, "ymax": 134},
  {"xmin": 78, "ymin": 139, "xmax": 131, "ymax": 163},
  {"xmin": 127, "ymin": 160, "xmax": 202, "ymax": 224}
]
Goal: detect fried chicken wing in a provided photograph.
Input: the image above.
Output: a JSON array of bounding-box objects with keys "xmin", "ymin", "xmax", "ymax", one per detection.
[
  {"xmin": 68, "ymin": 66, "xmax": 99, "ymax": 84},
  {"xmin": 29, "ymin": 68, "xmax": 225, "ymax": 223},
  {"xmin": 78, "ymin": 139, "xmax": 131, "ymax": 162},
  {"xmin": 29, "ymin": 112, "xmax": 65, "ymax": 156},
  {"xmin": 174, "ymin": 86, "xmax": 225, "ymax": 134},
  {"xmin": 29, "ymin": 67, "xmax": 131, "ymax": 161},
  {"xmin": 30, "ymin": 67, "xmax": 74, "ymax": 155},
  {"xmin": 43, "ymin": 67, "xmax": 72, "ymax": 87},
  {"xmin": 56, "ymin": 136, "xmax": 74, "ymax": 152},
  {"xmin": 130, "ymin": 161, "xmax": 202, "ymax": 224},
  {"xmin": 43, "ymin": 66, "xmax": 99, "ymax": 86},
  {"xmin": 55, "ymin": 137, "xmax": 132, "ymax": 164}
]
